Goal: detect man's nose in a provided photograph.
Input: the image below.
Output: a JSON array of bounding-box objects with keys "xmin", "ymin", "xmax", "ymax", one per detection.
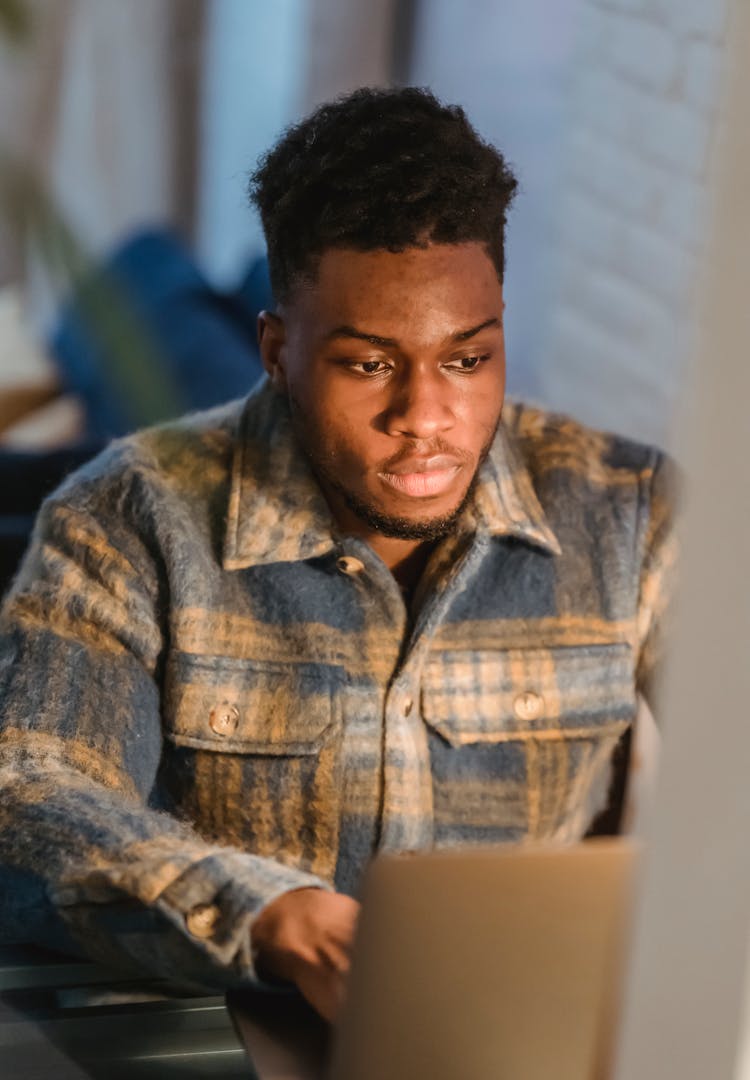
[{"xmin": 382, "ymin": 367, "xmax": 455, "ymax": 440}]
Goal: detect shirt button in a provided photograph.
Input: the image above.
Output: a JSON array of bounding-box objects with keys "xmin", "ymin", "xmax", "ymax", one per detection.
[
  {"xmin": 209, "ymin": 703, "xmax": 240, "ymax": 737},
  {"xmin": 186, "ymin": 903, "xmax": 220, "ymax": 939},
  {"xmin": 337, "ymin": 555, "xmax": 365, "ymax": 575},
  {"xmin": 403, "ymin": 698, "xmax": 414, "ymax": 717},
  {"xmin": 513, "ymin": 691, "xmax": 544, "ymax": 722}
]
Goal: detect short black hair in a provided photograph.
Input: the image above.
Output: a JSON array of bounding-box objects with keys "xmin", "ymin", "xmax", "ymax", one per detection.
[{"xmin": 248, "ymin": 86, "xmax": 518, "ymax": 304}]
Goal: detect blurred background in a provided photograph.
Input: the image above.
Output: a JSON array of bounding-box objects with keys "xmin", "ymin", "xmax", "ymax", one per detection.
[
  {"xmin": 0, "ymin": 0, "xmax": 728, "ymax": 584},
  {"xmin": 2, "ymin": 5, "xmax": 750, "ymax": 1075}
]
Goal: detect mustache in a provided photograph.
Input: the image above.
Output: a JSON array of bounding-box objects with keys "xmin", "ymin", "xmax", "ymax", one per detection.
[{"xmin": 378, "ymin": 439, "xmax": 474, "ymax": 473}]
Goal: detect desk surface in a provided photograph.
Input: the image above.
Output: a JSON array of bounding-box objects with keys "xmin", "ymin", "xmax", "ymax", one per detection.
[
  {"xmin": 0, "ymin": 943, "xmax": 249, "ymax": 1078},
  {"xmin": 227, "ymin": 988, "xmax": 330, "ymax": 1080}
]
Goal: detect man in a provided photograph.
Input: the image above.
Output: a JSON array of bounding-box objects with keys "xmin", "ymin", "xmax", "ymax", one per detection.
[{"xmin": 0, "ymin": 88, "xmax": 675, "ymax": 1022}]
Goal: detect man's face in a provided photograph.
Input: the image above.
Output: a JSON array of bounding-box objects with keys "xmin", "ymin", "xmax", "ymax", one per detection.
[{"xmin": 260, "ymin": 242, "xmax": 506, "ymax": 541}]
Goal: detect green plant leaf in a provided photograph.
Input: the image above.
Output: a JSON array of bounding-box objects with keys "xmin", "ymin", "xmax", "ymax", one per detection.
[
  {"xmin": 0, "ymin": 0, "xmax": 33, "ymax": 45},
  {"xmin": 0, "ymin": 153, "xmax": 185, "ymax": 430}
]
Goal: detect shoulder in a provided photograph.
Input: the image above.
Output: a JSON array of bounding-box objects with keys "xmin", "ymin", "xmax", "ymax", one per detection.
[
  {"xmin": 502, "ymin": 401, "xmax": 677, "ymax": 577},
  {"xmin": 12, "ymin": 398, "xmax": 250, "ymax": 600},
  {"xmin": 48, "ymin": 397, "xmax": 248, "ymax": 517},
  {"xmin": 502, "ymin": 399, "xmax": 672, "ymax": 495}
]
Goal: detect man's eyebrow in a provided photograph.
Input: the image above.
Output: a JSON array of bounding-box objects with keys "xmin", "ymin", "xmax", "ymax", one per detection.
[
  {"xmin": 325, "ymin": 325, "xmax": 399, "ymax": 348},
  {"xmin": 324, "ymin": 317, "xmax": 501, "ymax": 349},
  {"xmin": 451, "ymin": 317, "xmax": 501, "ymax": 342}
]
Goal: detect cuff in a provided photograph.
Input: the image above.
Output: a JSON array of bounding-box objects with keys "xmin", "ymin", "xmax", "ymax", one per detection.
[
  {"xmin": 53, "ymin": 847, "xmax": 332, "ymax": 990},
  {"xmin": 158, "ymin": 849, "xmax": 332, "ymax": 981}
]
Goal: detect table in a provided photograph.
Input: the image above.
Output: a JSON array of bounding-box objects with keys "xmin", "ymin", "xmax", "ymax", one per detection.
[
  {"xmin": 226, "ymin": 987, "xmax": 330, "ymax": 1080},
  {"xmin": 0, "ymin": 943, "xmax": 248, "ymax": 1077}
]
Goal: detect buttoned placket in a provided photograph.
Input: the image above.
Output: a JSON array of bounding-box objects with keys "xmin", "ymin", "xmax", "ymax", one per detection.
[
  {"xmin": 335, "ymin": 533, "xmax": 491, "ymax": 855},
  {"xmin": 331, "ymin": 539, "xmax": 410, "ymax": 877}
]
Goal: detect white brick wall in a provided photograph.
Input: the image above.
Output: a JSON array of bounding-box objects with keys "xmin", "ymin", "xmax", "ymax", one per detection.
[{"xmin": 537, "ymin": 0, "xmax": 729, "ymax": 446}]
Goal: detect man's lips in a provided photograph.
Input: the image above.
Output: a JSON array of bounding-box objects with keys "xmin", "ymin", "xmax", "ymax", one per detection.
[{"xmin": 377, "ymin": 455, "xmax": 464, "ymax": 498}]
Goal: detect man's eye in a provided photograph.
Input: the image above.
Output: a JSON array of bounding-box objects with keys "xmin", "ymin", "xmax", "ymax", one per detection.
[
  {"xmin": 351, "ymin": 359, "xmax": 390, "ymax": 375},
  {"xmin": 446, "ymin": 354, "xmax": 490, "ymax": 372}
]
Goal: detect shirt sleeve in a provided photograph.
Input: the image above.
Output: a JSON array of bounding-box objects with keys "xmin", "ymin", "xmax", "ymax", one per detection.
[
  {"xmin": 634, "ymin": 450, "xmax": 680, "ymax": 715},
  {"xmin": 0, "ymin": 489, "xmax": 329, "ymax": 990}
]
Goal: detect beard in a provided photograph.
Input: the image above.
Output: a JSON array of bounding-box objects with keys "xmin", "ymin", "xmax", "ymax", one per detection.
[
  {"xmin": 287, "ymin": 392, "xmax": 500, "ymax": 541},
  {"xmin": 316, "ymin": 466, "xmax": 479, "ymax": 540}
]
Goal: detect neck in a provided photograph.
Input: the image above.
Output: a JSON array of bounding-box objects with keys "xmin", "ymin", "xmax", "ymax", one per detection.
[
  {"xmin": 340, "ymin": 513, "xmax": 435, "ymax": 586},
  {"xmin": 315, "ymin": 476, "xmax": 449, "ymax": 593},
  {"xmin": 321, "ymin": 485, "xmax": 436, "ymax": 587},
  {"xmin": 387, "ymin": 539, "xmax": 437, "ymax": 596}
]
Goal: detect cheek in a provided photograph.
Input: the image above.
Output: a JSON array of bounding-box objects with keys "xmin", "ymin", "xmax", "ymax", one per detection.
[
  {"xmin": 301, "ymin": 399, "xmax": 370, "ymax": 471},
  {"xmin": 455, "ymin": 381, "xmax": 504, "ymax": 434},
  {"xmin": 326, "ymin": 417, "xmax": 374, "ymax": 469},
  {"xmin": 293, "ymin": 374, "xmax": 380, "ymax": 456}
]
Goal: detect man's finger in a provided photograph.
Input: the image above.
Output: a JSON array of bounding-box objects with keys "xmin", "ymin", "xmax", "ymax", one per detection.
[{"xmin": 319, "ymin": 940, "xmax": 352, "ymax": 976}]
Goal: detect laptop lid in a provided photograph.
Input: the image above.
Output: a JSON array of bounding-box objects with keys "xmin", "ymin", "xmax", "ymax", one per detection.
[
  {"xmin": 230, "ymin": 840, "xmax": 636, "ymax": 1079},
  {"xmin": 330, "ymin": 839, "xmax": 637, "ymax": 1080}
]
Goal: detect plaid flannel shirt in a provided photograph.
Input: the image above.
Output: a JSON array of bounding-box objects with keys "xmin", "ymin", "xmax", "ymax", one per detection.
[{"xmin": 0, "ymin": 378, "xmax": 676, "ymax": 989}]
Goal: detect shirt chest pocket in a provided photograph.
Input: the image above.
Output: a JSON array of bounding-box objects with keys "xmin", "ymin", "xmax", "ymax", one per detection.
[
  {"xmin": 421, "ymin": 643, "xmax": 636, "ymax": 842},
  {"xmin": 160, "ymin": 654, "xmax": 343, "ymax": 880},
  {"xmin": 422, "ymin": 643, "xmax": 635, "ymax": 744},
  {"xmin": 164, "ymin": 654, "xmax": 339, "ymax": 753}
]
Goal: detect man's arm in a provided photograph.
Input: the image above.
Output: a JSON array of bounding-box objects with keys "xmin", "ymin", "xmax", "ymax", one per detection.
[{"xmin": 0, "ymin": 491, "xmax": 333, "ymax": 991}]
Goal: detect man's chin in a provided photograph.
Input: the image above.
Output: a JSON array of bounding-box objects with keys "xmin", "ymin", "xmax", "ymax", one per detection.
[{"xmin": 338, "ymin": 486, "xmax": 474, "ymax": 541}]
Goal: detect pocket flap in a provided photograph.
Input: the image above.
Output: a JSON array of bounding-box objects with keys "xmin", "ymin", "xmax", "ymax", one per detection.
[
  {"xmin": 421, "ymin": 643, "xmax": 635, "ymax": 747},
  {"xmin": 164, "ymin": 654, "xmax": 339, "ymax": 754}
]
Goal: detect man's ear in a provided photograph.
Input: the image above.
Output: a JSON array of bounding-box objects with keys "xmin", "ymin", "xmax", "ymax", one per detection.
[{"xmin": 257, "ymin": 311, "xmax": 288, "ymax": 391}]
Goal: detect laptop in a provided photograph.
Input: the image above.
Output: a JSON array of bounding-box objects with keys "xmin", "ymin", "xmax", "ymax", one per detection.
[{"xmin": 229, "ymin": 839, "xmax": 637, "ymax": 1080}]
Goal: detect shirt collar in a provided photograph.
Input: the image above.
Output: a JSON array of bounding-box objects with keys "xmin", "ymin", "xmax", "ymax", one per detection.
[
  {"xmin": 222, "ymin": 382, "xmax": 561, "ymax": 570},
  {"xmin": 463, "ymin": 407, "xmax": 562, "ymax": 555}
]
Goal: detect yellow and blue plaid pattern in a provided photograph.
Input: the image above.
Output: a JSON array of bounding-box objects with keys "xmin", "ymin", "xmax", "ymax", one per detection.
[{"xmin": 0, "ymin": 379, "xmax": 676, "ymax": 989}]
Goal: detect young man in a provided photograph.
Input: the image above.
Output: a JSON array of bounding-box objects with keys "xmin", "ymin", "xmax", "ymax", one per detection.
[{"xmin": 0, "ymin": 88, "xmax": 675, "ymax": 1021}]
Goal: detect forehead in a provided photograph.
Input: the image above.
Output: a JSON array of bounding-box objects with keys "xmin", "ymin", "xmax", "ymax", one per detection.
[{"xmin": 286, "ymin": 243, "xmax": 504, "ymax": 341}]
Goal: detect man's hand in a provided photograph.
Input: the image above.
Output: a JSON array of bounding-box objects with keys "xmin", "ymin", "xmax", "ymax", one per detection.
[{"xmin": 251, "ymin": 887, "xmax": 360, "ymax": 1023}]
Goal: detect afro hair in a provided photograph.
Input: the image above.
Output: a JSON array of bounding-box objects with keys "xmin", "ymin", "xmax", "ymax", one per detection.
[{"xmin": 249, "ymin": 86, "xmax": 518, "ymax": 303}]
